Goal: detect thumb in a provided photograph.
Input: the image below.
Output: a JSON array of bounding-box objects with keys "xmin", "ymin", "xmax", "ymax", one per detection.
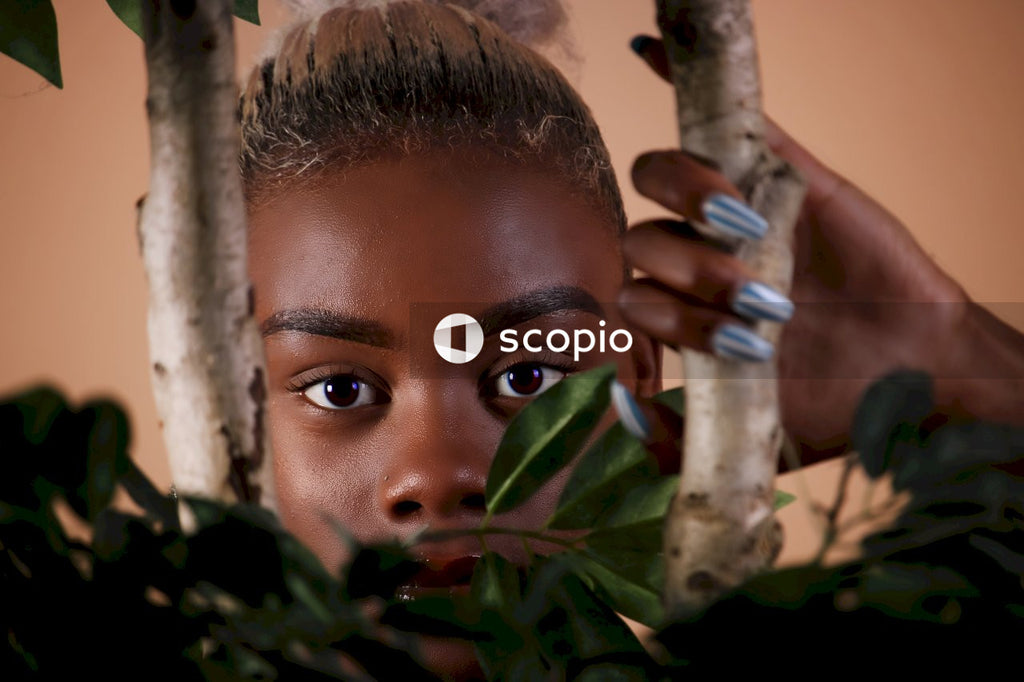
[
  {"xmin": 627, "ymin": 34, "xmax": 846, "ymax": 214},
  {"xmin": 763, "ymin": 115, "xmax": 846, "ymax": 209},
  {"xmin": 629, "ymin": 34, "xmax": 672, "ymax": 84},
  {"xmin": 611, "ymin": 381, "xmax": 684, "ymax": 475}
]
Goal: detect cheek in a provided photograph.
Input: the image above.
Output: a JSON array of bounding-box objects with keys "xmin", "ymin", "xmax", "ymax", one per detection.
[{"xmin": 269, "ymin": 410, "xmax": 387, "ymax": 572}]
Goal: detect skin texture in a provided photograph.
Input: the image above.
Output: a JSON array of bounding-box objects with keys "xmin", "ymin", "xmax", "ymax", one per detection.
[{"xmin": 248, "ymin": 148, "xmax": 660, "ymax": 678}]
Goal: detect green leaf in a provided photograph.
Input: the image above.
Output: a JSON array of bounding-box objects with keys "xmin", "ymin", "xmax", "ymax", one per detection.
[
  {"xmin": 81, "ymin": 400, "xmax": 132, "ymax": 521},
  {"xmin": 341, "ymin": 544, "xmax": 419, "ymax": 600},
  {"xmin": 284, "ymin": 573, "xmax": 332, "ymax": 625},
  {"xmin": 105, "ymin": 0, "xmax": 144, "ymax": 38},
  {"xmin": 381, "ymin": 595, "xmax": 503, "ymax": 643},
  {"xmin": 10, "ymin": 385, "xmax": 67, "ymax": 447},
  {"xmin": 572, "ymin": 554, "xmax": 663, "ymax": 630},
  {"xmin": 233, "ymin": 0, "xmax": 260, "ymax": 25},
  {"xmin": 892, "ymin": 421, "xmax": 1024, "ymax": 491},
  {"xmin": 651, "ymin": 386, "xmax": 684, "ymax": 416},
  {"xmin": 858, "ymin": 562, "xmax": 976, "ymax": 622},
  {"xmin": 537, "ymin": 554, "xmax": 655, "ymax": 658},
  {"xmin": 968, "ymin": 533, "xmax": 1024, "ymax": 575},
  {"xmin": 108, "ymin": 0, "xmax": 260, "ymax": 40},
  {"xmin": 584, "ymin": 520, "xmax": 663, "ymax": 574},
  {"xmin": 0, "ymin": 0, "xmax": 62, "ymax": 88},
  {"xmin": 469, "ymin": 554, "xmax": 542, "ymax": 679},
  {"xmin": 774, "ymin": 489, "xmax": 796, "ymax": 510},
  {"xmin": 548, "ymin": 385, "xmax": 683, "ymax": 530},
  {"xmin": 596, "ymin": 475, "xmax": 678, "ymax": 529},
  {"xmin": 470, "ymin": 551, "xmax": 522, "ymax": 612},
  {"xmin": 121, "ymin": 461, "xmax": 180, "ymax": 530},
  {"xmin": 547, "ymin": 421, "xmax": 656, "ymax": 530},
  {"xmin": 536, "ymin": 521, "xmax": 667, "ymax": 627},
  {"xmin": 485, "ymin": 363, "xmax": 617, "ymax": 521},
  {"xmin": 852, "ymin": 371, "xmax": 933, "ymax": 479}
]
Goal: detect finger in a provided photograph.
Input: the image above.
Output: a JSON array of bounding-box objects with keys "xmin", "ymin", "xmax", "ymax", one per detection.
[
  {"xmin": 625, "ymin": 217, "xmax": 731, "ymax": 253},
  {"xmin": 762, "ymin": 115, "xmax": 912, "ymax": 257},
  {"xmin": 631, "ymin": 151, "xmax": 769, "ymax": 242},
  {"xmin": 629, "ymin": 34, "xmax": 671, "ymax": 84},
  {"xmin": 763, "ymin": 115, "xmax": 845, "ymax": 209},
  {"xmin": 610, "ymin": 381, "xmax": 683, "ymax": 475},
  {"xmin": 617, "ymin": 280, "xmax": 775, "ymax": 362},
  {"xmin": 623, "ymin": 222, "xmax": 755, "ymax": 309},
  {"xmin": 623, "ymin": 226, "xmax": 795, "ymax": 323}
]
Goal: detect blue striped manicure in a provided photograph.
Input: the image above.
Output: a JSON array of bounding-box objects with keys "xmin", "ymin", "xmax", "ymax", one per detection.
[
  {"xmin": 702, "ymin": 193, "xmax": 769, "ymax": 241},
  {"xmin": 731, "ymin": 281, "xmax": 795, "ymax": 323},
  {"xmin": 611, "ymin": 381, "xmax": 652, "ymax": 441},
  {"xmin": 711, "ymin": 324, "xmax": 774, "ymax": 362}
]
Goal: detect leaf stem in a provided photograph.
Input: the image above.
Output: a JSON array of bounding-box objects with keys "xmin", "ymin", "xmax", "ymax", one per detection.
[{"xmin": 413, "ymin": 526, "xmax": 585, "ymax": 552}]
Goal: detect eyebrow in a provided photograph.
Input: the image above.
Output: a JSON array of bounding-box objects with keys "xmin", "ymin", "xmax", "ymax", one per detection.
[
  {"xmin": 260, "ymin": 309, "xmax": 396, "ymax": 348},
  {"xmin": 478, "ymin": 286, "xmax": 605, "ymax": 336},
  {"xmin": 260, "ymin": 285, "xmax": 605, "ymax": 347}
]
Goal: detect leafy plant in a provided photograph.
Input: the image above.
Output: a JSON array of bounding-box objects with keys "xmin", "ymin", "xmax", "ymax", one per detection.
[
  {"xmin": 0, "ymin": 0, "xmax": 261, "ymax": 89},
  {"xmin": 7, "ymin": 367, "xmax": 1019, "ymax": 678},
  {"xmin": 656, "ymin": 371, "xmax": 1024, "ymax": 673}
]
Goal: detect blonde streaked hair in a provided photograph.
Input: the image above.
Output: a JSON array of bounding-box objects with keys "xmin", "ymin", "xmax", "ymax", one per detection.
[{"xmin": 239, "ymin": 0, "xmax": 625, "ymax": 230}]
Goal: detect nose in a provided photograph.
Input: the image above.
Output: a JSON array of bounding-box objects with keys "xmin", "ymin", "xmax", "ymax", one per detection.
[
  {"xmin": 378, "ymin": 389, "xmax": 493, "ymax": 526},
  {"xmin": 381, "ymin": 466, "xmax": 487, "ymax": 521}
]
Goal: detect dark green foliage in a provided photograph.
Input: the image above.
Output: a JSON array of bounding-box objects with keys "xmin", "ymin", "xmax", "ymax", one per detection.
[
  {"xmin": 232, "ymin": 0, "xmax": 260, "ymax": 25},
  {"xmin": 485, "ymin": 363, "xmax": 617, "ymax": 520},
  {"xmin": 2, "ymin": 368, "xmax": 1023, "ymax": 678},
  {"xmin": 0, "ymin": 0, "xmax": 61, "ymax": 88},
  {"xmin": 657, "ymin": 370, "xmax": 1024, "ymax": 673},
  {"xmin": 106, "ymin": 0, "xmax": 261, "ymax": 39},
  {"xmin": 0, "ymin": 1, "xmax": 261, "ymax": 89},
  {"xmin": 0, "ymin": 385, "xmax": 431, "ymax": 680}
]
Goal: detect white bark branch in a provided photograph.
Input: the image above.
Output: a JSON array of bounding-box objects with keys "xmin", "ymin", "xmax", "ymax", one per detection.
[
  {"xmin": 138, "ymin": 0, "xmax": 275, "ymax": 513},
  {"xmin": 656, "ymin": 0, "xmax": 806, "ymax": 617}
]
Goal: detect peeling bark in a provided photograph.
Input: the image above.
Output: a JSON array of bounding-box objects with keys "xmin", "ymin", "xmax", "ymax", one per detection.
[
  {"xmin": 656, "ymin": 0, "xmax": 806, "ymax": 616},
  {"xmin": 138, "ymin": 0, "xmax": 275, "ymax": 514}
]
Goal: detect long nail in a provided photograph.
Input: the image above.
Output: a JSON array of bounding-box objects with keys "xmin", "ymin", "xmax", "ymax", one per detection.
[
  {"xmin": 611, "ymin": 381, "xmax": 652, "ymax": 441},
  {"xmin": 711, "ymin": 324, "xmax": 774, "ymax": 362},
  {"xmin": 630, "ymin": 35, "xmax": 655, "ymax": 56},
  {"xmin": 731, "ymin": 281, "xmax": 795, "ymax": 323},
  {"xmin": 701, "ymin": 193, "xmax": 769, "ymax": 241}
]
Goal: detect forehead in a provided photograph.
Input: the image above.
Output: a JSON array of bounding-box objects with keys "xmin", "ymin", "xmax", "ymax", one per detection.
[{"xmin": 247, "ymin": 150, "xmax": 624, "ymax": 326}]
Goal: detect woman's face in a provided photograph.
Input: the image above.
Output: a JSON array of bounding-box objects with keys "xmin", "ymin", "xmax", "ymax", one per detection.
[{"xmin": 247, "ymin": 145, "xmax": 659, "ymax": 589}]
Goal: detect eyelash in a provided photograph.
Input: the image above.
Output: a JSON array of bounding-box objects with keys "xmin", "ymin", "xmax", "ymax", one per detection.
[
  {"xmin": 289, "ymin": 350, "xmax": 579, "ymax": 412},
  {"xmin": 287, "ymin": 367, "xmax": 389, "ymax": 412},
  {"xmin": 483, "ymin": 349, "xmax": 579, "ymax": 399}
]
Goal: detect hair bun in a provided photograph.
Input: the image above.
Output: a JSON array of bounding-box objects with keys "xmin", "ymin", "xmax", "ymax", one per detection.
[{"xmin": 280, "ymin": 0, "xmax": 567, "ymax": 47}]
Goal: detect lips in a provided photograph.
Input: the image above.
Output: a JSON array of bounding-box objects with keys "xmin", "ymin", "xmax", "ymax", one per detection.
[
  {"xmin": 391, "ymin": 555, "xmax": 484, "ymax": 603},
  {"xmin": 412, "ymin": 555, "xmax": 481, "ymax": 588}
]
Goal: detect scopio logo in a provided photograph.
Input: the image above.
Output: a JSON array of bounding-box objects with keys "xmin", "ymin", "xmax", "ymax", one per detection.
[
  {"xmin": 433, "ymin": 313, "xmax": 485, "ymax": 364},
  {"xmin": 433, "ymin": 312, "xmax": 633, "ymax": 364}
]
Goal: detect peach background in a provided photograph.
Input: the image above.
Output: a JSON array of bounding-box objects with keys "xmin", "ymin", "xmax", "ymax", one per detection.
[{"xmin": 2, "ymin": 0, "xmax": 1023, "ymax": 564}]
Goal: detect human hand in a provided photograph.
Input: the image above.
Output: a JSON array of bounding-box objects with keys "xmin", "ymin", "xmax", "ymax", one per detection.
[{"xmin": 617, "ymin": 36, "xmax": 969, "ymax": 463}]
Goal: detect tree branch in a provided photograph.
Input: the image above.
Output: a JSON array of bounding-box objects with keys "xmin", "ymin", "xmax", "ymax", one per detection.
[
  {"xmin": 656, "ymin": 0, "xmax": 806, "ymax": 617},
  {"xmin": 138, "ymin": 0, "xmax": 275, "ymax": 514}
]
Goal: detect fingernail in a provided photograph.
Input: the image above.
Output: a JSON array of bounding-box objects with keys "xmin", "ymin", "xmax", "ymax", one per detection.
[
  {"xmin": 701, "ymin": 193, "xmax": 769, "ymax": 241},
  {"xmin": 731, "ymin": 281, "xmax": 795, "ymax": 323},
  {"xmin": 611, "ymin": 380, "xmax": 652, "ymax": 441},
  {"xmin": 630, "ymin": 35, "xmax": 654, "ymax": 56},
  {"xmin": 711, "ymin": 324, "xmax": 774, "ymax": 362}
]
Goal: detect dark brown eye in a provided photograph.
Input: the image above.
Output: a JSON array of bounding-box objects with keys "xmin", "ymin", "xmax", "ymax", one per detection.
[
  {"xmin": 495, "ymin": 363, "xmax": 566, "ymax": 397},
  {"xmin": 303, "ymin": 376, "xmax": 376, "ymax": 410}
]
